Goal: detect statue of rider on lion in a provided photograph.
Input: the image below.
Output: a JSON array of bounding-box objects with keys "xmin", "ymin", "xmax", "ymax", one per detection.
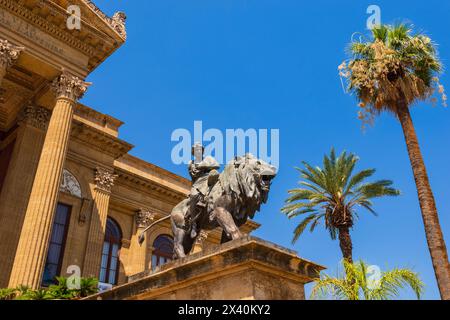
[{"xmin": 139, "ymin": 143, "xmax": 277, "ymax": 259}]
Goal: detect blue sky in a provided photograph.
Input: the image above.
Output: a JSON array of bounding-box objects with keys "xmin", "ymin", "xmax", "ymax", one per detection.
[{"xmin": 84, "ymin": 0, "xmax": 450, "ymax": 299}]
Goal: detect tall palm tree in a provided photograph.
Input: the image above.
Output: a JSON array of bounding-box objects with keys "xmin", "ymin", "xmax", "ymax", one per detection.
[
  {"xmin": 339, "ymin": 24, "xmax": 450, "ymax": 299},
  {"xmin": 311, "ymin": 260, "xmax": 424, "ymax": 300},
  {"xmin": 282, "ymin": 149, "xmax": 400, "ymax": 263}
]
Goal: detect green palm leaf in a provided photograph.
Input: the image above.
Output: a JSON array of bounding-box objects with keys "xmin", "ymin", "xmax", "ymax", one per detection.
[
  {"xmin": 282, "ymin": 148, "xmax": 400, "ymax": 262},
  {"xmin": 311, "ymin": 260, "xmax": 424, "ymax": 300}
]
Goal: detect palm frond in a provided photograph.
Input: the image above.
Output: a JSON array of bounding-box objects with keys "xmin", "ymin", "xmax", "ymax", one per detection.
[
  {"xmin": 292, "ymin": 213, "xmax": 320, "ymax": 244},
  {"xmin": 340, "ymin": 23, "xmax": 446, "ymax": 124},
  {"xmin": 311, "ymin": 261, "xmax": 424, "ymax": 300},
  {"xmin": 283, "ymin": 149, "xmax": 399, "ymax": 250}
]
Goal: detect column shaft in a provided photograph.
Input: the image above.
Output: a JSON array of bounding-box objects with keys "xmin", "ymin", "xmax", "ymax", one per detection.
[
  {"xmin": 82, "ymin": 189, "xmax": 111, "ymax": 278},
  {"xmin": 0, "ymin": 108, "xmax": 49, "ymax": 287},
  {"xmin": 127, "ymin": 227, "xmax": 148, "ymax": 276},
  {"xmin": 8, "ymin": 99, "xmax": 74, "ymax": 288},
  {"xmin": 127, "ymin": 210, "xmax": 155, "ymax": 275}
]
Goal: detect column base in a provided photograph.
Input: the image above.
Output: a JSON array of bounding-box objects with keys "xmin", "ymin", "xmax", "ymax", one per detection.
[{"xmin": 85, "ymin": 236, "xmax": 325, "ymax": 300}]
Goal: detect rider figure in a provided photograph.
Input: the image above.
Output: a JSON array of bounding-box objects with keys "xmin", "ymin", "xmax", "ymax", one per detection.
[{"xmin": 186, "ymin": 143, "xmax": 220, "ymax": 235}]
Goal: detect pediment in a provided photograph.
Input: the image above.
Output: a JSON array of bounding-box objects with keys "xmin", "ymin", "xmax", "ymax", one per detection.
[
  {"xmin": 68, "ymin": 0, "xmax": 127, "ymax": 42},
  {"xmin": 1, "ymin": 0, "xmax": 127, "ymax": 72}
]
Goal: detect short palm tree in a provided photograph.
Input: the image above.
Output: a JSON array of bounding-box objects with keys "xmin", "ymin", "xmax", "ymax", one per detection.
[
  {"xmin": 78, "ymin": 277, "xmax": 99, "ymax": 298},
  {"xmin": 282, "ymin": 149, "xmax": 399, "ymax": 263},
  {"xmin": 311, "ymin": 260, "xmax": 424, "ymax": 300},
  {"xmin": 339, "ymin": 23, "xmax": 450, "ymax": 299}
]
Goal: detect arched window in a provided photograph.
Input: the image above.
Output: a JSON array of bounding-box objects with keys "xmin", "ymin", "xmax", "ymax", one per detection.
[
  {"xmin": 152, "ymin": 234, "xmax": 174, "ymax": 270},
  {"xmin": 99, "ymin": 218, "xmax": 122, "ymax": 285}
]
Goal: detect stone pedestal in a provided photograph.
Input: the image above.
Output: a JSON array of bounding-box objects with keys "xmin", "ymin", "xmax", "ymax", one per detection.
[{"xmin": 85, "ymin": 236, "xmax": 325, "ymax": 300}]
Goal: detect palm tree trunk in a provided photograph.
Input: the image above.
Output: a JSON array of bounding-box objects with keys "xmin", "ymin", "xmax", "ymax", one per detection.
[
  {"xmin": 338, "ymin": 227, "xmax": 353, "ymax": 263},
  {"xmin": 397, "ymin": 102, "xmax": 450, "ymax": 300}
]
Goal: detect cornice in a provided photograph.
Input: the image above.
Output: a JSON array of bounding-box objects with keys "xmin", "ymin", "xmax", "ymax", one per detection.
[
  {"xmin": 109, "ymin": 193, "xmax": 172, "ymax": 219},
  {"xmin": 117, "ymin": 154, "xmax": 191, "ymax": 188},
  {"xmin": 70, "ymin": 119, "xmax": 133, "ymax": 159},
  {"xmin": 114, "ymin": 167, "xmax": 188, "ymax": 203},
  {"xmin": 0, "ymin": 0, "xmax": 96, "ymax": 57},
  {"xmin": 0, "ymin": 0, "xmax": 125, "ymax": 72},
  {"xmin": 75, "ymin": 103, "xmax": 124, "ymax": 135},
  {"xmin": 81, "ymin": 1, "xmax": 127, "ymax": 41}
]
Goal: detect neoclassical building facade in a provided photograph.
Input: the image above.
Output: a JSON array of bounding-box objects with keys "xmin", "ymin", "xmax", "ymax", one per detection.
[{"xmin": 0, "ymin": 0, "xmax": 258, "ymax": 290}]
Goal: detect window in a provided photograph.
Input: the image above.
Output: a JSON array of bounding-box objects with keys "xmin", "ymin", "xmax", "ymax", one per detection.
[
  {"xmin": 42, "ymin": 203, "xmax": 71, "ymax": 287},
  {"xmin": 99, "ymin": 218, "xmax": 122, "ymax": 285},
  {"xmin": 152, "ymin": 235, "xmax": 174, "ymax": 270}
]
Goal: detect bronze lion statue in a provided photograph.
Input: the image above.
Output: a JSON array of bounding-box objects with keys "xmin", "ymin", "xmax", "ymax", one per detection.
[{"xmin": 139, "ymin": 153, "xmax": 277, "ymax": 259}]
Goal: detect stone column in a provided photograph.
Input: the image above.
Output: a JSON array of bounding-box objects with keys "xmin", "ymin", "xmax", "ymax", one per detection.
[
  {"xmin": 8, "ymin": 73, "xmax": 89, "ymax": 289},
  {"xmin": 82, "ymin": 168, "xmax": 117, "ymax": 278},
  {"xmin": 128, "ymin": 209, "xmax": 155, "ymax": 276},
  {"xmin": 0, "ymin": 106, "xmax": 50, "ymax": 287},
  {"xmin": 0, "ymin": 39, "xmax": 23, "ymax": 85}
]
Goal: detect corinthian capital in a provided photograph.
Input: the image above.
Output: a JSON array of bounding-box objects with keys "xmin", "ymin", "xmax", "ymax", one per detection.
[
  {"xmin": 18, "ymin": 105, "xmax": 51, "ymax": 130},
  {"xmin": 0, "ymin": 39, "xmax": 24, "ymax": 69},
  {"xmin": 135, "ymin": 209, "xmax": 156, "ymax": 229},
  {"xmin": 50, "ymin": 72, "xmax": 91, "ymax": 102},
  {"xmin": 94, "ymin": 167, "xmax": 118, "ymax": 193}
]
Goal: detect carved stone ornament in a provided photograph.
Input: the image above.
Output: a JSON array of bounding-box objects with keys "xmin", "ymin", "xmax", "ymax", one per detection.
[
  {"xmin": 0, "ymin": 39, "xmax": 24, "ymax": 69},
  {"xmin": 111, "ymin": 12, "xmax": 127, "ymax": 40},
  {"xmin": 135, "ymin": 209, "xmax": 156, "ymax": 229},
  {"xmin": 18, "ymin": 105, "xmax": 51, "ymax": 130},
  {"xmin": 60, "ymin": 169, "xmax": 82, "ymax": 198},
  {"xmin": 78, "ymin": 198, "xmax": 92, "ymax": 225},
  {"xmin": 195, "ymin": 230, "xmax": 209, "ymax": 245},
  {"xmin": 82, "ymin": 1, "xmax": 127, "ymax": 39},
  {"xmin": 95, "ymin": 167, "xmax": 118, "ymax": 193},
  {"xmin": 50, "ymin": 72, "xmax": 91, "ymax": 101}
]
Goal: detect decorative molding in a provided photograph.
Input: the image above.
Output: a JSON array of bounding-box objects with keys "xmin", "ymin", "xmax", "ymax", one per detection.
[
  {"xmin": 82, "ymin": 1, "xmax": 127, "ymax": 40},
  {"xmin": 114, "ymin": 169, "xmax": 187, "ymax": 204},
  {"xmin": 118, "ymin": 154, "xmax": 191, "ymax": 188},
  {"xmin": 50, "ymin": 72, "xmax": 91, "ymax": 101},
  {"xmin": 18, "ymin": 105, "xmax": 51, "ymax": 130},
  {"xmin": 70, "ymin": 119, "xmax": 133, "ymax": 159},
  {"xmin": 0, "ymin": 39, "xmax": 24, "ymax": 69},
  {"xmin": 95, "ymin": 167, "xmax": 118, "ymax": 193},
  {"xmin": 75, "ymin": 103, "xmax": 124, "ymax": 133},
  {"xmin": 135, "ymin": 209, "xmax": 156, "ymax": 229},
  {"xmin": 0, "ymin": 0, "xmax": 95, "ymax": 56},
  {"xmin": 0, "ymin": 0, "xmax": 127, "ymax": 71},
  {"xmin": 60, "ymin": 169, "xmax": 82, "ymax": 198}
]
